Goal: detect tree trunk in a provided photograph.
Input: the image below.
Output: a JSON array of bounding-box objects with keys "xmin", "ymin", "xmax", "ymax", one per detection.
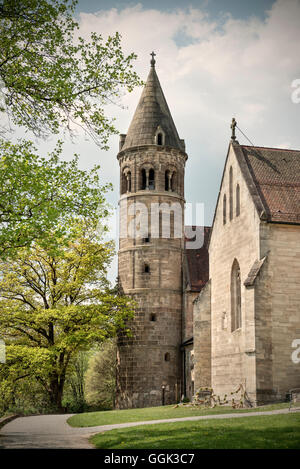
[{"xmin": 49, "ymin": 377, "xmax": 65, "ymax": 413}]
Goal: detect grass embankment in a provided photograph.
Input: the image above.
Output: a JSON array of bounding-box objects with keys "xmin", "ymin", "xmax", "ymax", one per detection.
[
  {"xmin": 67, "ymin": 402, "xmax": 290, "ymax": 427},
  {"xmin": 90, "ymin": 413, "xmax": 300, "ymax": 449}
]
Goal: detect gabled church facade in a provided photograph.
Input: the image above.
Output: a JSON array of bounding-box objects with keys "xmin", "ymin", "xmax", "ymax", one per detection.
[
  {"xmin": 194, "ymin": 140, "xmax": 300, "ymax": 405},
  {"xmin": 116, "ymin": 56, "xmax": 300, "ymax": 409}
]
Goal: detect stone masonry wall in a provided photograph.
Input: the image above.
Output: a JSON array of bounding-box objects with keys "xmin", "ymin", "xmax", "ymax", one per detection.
[
  {"xmin": 209, "ymin": 143, "xmax": 260, "ymax": 403},
  {"xmin": 193, "ymin": 280, "xmax": 211, "ymax": 391},
  {"xmin": 256, "ymin": 222, "xmax": 300, "ymax": 402}
]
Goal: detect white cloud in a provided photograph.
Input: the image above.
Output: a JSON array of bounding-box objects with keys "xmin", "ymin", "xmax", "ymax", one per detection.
[{"xmin": 77, "ymin": 0, "xmax": 300, "ymax": 153}]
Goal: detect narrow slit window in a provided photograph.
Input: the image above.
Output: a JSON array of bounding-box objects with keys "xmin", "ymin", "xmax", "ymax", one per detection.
[
  {"xmin": 164, "ymin": 353, "xmax": 170, "ymax": 362},
  {"xmin": 229, "ymin": 166, "xmax": 233, "ymax": 221},
  {"xmin": 223, "ymin": 194, "xmax": 227, "ymax": 225},
  {"xmin": 236, "ymin": 184, "xmax": 240, "ymax": 217}
]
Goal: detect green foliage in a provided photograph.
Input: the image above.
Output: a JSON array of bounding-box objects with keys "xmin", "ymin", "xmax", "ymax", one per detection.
[
  {"xmin": 62, "ymin": 351, "xmax": 90, "ymax": 413},
  {"xmin": 85, "ymin": 339, "xmax": 116, "ymax": 410},
  {"xmin": 0, "ymin": 138, "xmax": 111, "ymax": 255},
  {"xmin": 0, "ymin": 361, "xmax": 54, "ymax": 416},
  {"xmin": 0, "ymin": 220, "xmax": 135, "ymax": 411},
  {"xmin": 0, "ymin": 0, "xmax": 142, "ymax": 146}
]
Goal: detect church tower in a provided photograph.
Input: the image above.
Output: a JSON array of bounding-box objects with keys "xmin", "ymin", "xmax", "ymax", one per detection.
[{"xmin": 116, "ymin": 54, "xmax": 188, "ymax": 409}]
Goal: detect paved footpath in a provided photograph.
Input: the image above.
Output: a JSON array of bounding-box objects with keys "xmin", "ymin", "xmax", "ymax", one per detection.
[{"xmin": 0, "ymin": 407, "xmax": 299, "ymax": 449}]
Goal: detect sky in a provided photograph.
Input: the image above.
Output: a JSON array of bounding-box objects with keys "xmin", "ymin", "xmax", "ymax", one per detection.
[{"xmin": 7, "ymin": 0, "xmax": 300, "ymax": 282}]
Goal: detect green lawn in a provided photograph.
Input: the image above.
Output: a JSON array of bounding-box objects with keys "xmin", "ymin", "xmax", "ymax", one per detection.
[
  {"xmin": 90, "ymin": 413, "xmax": 300, "ymax": 449},
  {"xmin": 67, "ymin": 402, "xmax": 290, "ymax": 427}
]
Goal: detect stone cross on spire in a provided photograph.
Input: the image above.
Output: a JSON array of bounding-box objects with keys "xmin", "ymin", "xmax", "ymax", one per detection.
[
  {"xmin": 150, "ymin": 51, "xmax": 156, "ymax": 67},
  {"xmin": 231, "ymin": 117, "xmax": 237, "ymax": 141}
]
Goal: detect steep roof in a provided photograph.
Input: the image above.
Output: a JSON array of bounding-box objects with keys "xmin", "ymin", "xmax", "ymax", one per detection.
[
  {"xmin": 184, "ymin": 226, "xmax": 210, "ymax": 292},
  {"xmin": 235, "ymin": 144, "xmax": 300, "ymax": 224},
  {"xmin": 122, "ymin": 60, "xmax": 184, "ymax": 152}
]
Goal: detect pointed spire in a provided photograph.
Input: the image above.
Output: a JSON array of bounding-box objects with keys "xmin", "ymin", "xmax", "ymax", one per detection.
[{"xmin": 121, "ymin": 54, "xmax": 184, "ymax": 152}]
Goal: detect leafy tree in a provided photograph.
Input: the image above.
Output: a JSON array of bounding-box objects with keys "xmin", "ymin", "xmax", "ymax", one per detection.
[
  {"xmin": 85, "ymin": 339, "xmax": 117, "ymax": 410},
  {"xmin": 0, "ymin": 138, "xmax": 110, "ymax": 256},
  {"xmin": 0, "ymin": 0, "xmax": 142, "ymax": 147},
  {"xmin": 0, "ymin": 220, "xmax": 134, "ymax": 412}
]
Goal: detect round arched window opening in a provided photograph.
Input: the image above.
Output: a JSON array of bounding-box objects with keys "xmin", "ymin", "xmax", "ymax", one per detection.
[
  {"xmin": 164, "ymin": 352, "xmax": 170, "ymax": 362},
  {"xmin": 149, "ymin": 169, "xmax": 155, "ymax": 190},
  {"xmin": 141, "ymin": 169, "xmax": 147, "ymax": 190},
  {"xmin": 157, "ymin": 133, "xmax": 163, "ymax": 145}
]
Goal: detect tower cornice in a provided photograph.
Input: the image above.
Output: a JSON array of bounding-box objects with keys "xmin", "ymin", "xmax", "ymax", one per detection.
[{"xmin": 117, "ymin": 144, "xmax": 188, "ymax": 162}]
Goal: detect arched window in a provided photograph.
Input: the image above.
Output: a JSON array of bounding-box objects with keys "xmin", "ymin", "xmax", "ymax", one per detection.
[
  {"xmin": 165, "ymin": 170, "xmax": 176, "ymax": 192},
  {"xmin": 171, "ymin": 172, "xmax": 176, "ymax": 191},
  {"xmin": 121, "ymin": 169, "xmax": 131, "ymax": 194},
  {"xmin": 144, "ymin": 264, "xmax": 150, "ymax": 273},
  {"xmin": 236, "ymin": 184, "xmax": 240, "ymax": 217},
  {"xmin": 231, "ymin": 259, "xmax": 241, "ymax": 331},
  {"xmin": 149, "ymin": 169, "xmax": 155, "ymax": 190},
  {"xmin": 150, "ymin": 313, "xmax": 156, "ymax": 322},
  {"xmin": 126, "ymin": 171, "xmax": 131, "ymax": 193},
  {"xmin": 229, "ymin": 166, "xmax": 233, "ymax": 221},
  {"xmin": 165, "ymin": 170, "xmax": 170, "ymax": 191},
  {"xmin": 141, "ymin": 169, "xmax": 147, "ymax": 190},
  {"xmin": 155, "ymin": 128, "xmax": 165, "ymax": 146},
  {"xmin": 223, "ymin": 194, "xmax": 227, "ymax": 225},
  {"xmin": 164, "ymin": 352, "xmax": 170, "ymax": 362}
]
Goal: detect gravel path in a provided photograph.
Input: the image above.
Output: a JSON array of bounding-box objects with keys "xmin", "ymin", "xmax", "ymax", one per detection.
[{"xmin": 0, "ymin": 407, "xmax": 299, "ymax": 449}]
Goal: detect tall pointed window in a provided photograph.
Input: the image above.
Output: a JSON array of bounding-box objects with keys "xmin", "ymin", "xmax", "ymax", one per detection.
[
  {"xmin": 236, "ymin": 184, "xmax": 240, "ymax": 217},
  {"xmin": 223, "ymin": 194, "xmax": 227, "ymax": 225},
  {"xmin": 231, "ymin": 259, "xmax": 241, "ymax": 331},
  {"xmin": 157, "ymin": 133, "xmax": 163, "ymax": 145},
  {"xmin": 229, "ymin": 166, "xmax": 233, "ymax": 220}
]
